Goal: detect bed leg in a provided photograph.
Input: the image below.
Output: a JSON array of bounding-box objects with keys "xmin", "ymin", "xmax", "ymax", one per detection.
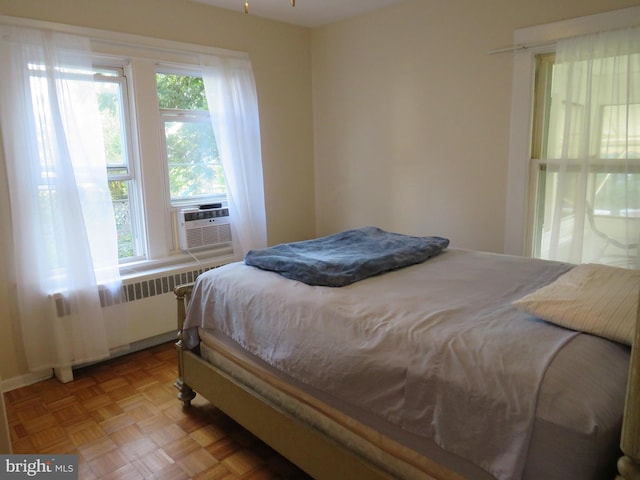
[
  {"xmin": 174, "ymin": 285, "xmax": 197, "ymax": 408},
  {"xmin": 617, "ymin": 456, "xmax": 640, "ymax": 480},
  {"xmin": 175, "ymin": 337, "xmax": 196, "ymax": 408},
  {"xmin": 175, "ymin": 377, "xmax": 196, "ymax": 408}
]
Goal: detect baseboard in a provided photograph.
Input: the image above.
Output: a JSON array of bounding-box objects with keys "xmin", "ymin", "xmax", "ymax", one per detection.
[
  {"xmin": 0, "ymin": 370, "xmax": 53, "ymax": 393},
  {"xmin": 1, "ymin": 330, "xmax": 178, "ymax": 392}
]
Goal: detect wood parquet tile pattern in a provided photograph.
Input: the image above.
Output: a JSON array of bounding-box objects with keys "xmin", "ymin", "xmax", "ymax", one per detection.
[{"xmin": 4, "ymin": 342, "xmax": 313, "ymax": 479}]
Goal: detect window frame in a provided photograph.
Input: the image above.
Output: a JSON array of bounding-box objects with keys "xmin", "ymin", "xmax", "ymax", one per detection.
[
  {"xmin": 82, "ymin": 55, "xmax": 237, "ymax": 271},
  {"xmin": 117, "ymin": 58, "xmax": 234, "ymax": 269},
  {"xmin": 24, "ymin": 60, "xmax": 149, "ymax": 268},
  {"xmin": 155, "ymin": 66, "xmax": 227, "ymax": 209},
  {"xmin": 159, "ymin": 109, "xmax": 224, "ymax": 208},
  {"xmin": 95, "ymin": 64, "xmax": 147, "ymax": 263},
  {"xmin": 527, "ymin": 50, "xmax": 640, "ymax": 263},
  {"xmin": 503, "ymin": 6, "xmax": 640, "ymax": 256}
]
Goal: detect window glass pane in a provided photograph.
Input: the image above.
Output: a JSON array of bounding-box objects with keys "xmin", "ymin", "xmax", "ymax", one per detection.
[
  {"xmin": 157, "ymin": 70, "xmax": 226, "ymax": 205},
  {"xmin": 156, "ymin": 73, "xmax": 208, "ymax": 110},
  {"xmin": 601, "ymin": 104, "xmax": 640, "ymax": 159},
  {"xmin": 94, "ymin": 72, "xmax": 142, "ymax": 261},
  {"xmin": 594, "ymin": 172, "xmax": 640, "ymax": 217},
  {"xmin": 546, "ymin": 98, "xmax": 584, "ymax": 159},
  {"xmin": 110, "ymin": 180, "xmax": 137, "ymax": 259},
  {"xmin": 164, "ymin": 119, "xmax": 225, "ymax": 201},
  {"xmin": 96, "ymin": 81, "xmax": 127, "ymax": 168},
  {"xmin": 37, "ymin": 186, "xmax": 62, "ymax": 271}
]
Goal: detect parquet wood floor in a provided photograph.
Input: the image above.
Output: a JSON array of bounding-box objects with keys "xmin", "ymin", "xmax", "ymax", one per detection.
[{"xmin": 3, "ymin": 342, "xmax": 313, "ymax": 479}]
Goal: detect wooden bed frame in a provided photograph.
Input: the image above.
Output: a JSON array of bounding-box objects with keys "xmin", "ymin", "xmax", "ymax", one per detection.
[{"xmin": 174, "ymin": 283, "xmax": 640, "ymax": 480}]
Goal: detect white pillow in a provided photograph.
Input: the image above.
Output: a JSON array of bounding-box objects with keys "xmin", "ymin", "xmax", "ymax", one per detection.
[{"xmin": 513, "ymin": 263, "xmax": 640, "ymax": 346}]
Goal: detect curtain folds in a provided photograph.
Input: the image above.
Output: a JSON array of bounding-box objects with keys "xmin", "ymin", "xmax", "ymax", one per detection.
[
  {"xmin": 0, "ymin": 26, "xmax": 127, "ymax": 373},
  {"xmin": 540, "ymin": 25, "xmax": 640, "ymax": 268},
  {"xmin": 200, "ymin": 54, "xmax": 268, "ymax": 257}
]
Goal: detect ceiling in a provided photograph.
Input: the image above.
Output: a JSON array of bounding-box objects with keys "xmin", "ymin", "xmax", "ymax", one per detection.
[{"xmin": 189, "ymin": 0, "xmax": 405, "ymax": 27}]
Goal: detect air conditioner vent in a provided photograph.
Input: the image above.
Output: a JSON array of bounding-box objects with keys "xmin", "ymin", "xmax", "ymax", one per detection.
[{"xmin": 178, "ymin": 207, "xmax": 231, "ymax": 250}]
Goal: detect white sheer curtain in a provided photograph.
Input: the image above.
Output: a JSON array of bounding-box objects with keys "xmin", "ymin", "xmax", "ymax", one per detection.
[
  {"xmin": 200, "ymin": 54, "xmax": 267, "ymax": 257},
  {"xmin": 0, "ymin": 26, "xmax": 126, "ymax": 375},
  {"xmin": 540, "ymin": 26, "xmax": 640, "ymax": 268}
]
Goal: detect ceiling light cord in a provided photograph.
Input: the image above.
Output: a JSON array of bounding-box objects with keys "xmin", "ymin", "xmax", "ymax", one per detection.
[{"xmin": 244, "ymin": 1, "xmax": 295, "ymax": 14}]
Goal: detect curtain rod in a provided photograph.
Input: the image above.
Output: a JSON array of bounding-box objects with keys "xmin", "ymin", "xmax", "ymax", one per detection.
[{"xmin": 488, "ymin": 40, "xmax": 555, "ymax": 55}]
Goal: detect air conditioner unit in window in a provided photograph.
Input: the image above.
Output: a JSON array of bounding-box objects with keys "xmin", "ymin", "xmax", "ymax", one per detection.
[{"xmin": 178, "ymin": 206, "xmax": 232, "ymax": 251}]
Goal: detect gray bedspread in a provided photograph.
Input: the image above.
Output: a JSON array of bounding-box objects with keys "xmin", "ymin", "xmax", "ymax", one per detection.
[
  {"xmin": 243, "ymin": 226, "xmax": 449, "ymax": 287},
  {"xmin": 185, "ymin": 249, "xmax": 589, "ymax": 479}
]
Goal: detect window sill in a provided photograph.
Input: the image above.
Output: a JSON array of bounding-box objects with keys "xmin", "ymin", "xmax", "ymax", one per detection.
[{"xmin": 119, "ymin": 246, "xmax": 237, "ymax": 284}]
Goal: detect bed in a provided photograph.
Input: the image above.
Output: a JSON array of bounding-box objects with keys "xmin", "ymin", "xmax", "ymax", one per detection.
[{"xmin": 173, "ymin": 227, "xmax": 640, "ymax": 480}]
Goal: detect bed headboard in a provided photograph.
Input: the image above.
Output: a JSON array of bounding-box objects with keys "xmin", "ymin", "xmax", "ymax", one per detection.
[{"xmin": 618, "ymin": 287, "xmax": 640, "ymax": 479}]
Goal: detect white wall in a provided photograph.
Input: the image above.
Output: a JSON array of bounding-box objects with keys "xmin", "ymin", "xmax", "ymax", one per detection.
[{"xmin": 311, "ymin": 0, "xmax": 639, "ymax": 252}]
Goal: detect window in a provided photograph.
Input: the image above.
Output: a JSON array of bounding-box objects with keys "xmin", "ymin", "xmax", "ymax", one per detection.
[
  {"xmin": 28, "ymin": 61, "xmax": 228, "ymax": 264},
  {"xmin": 63, "ymin": 64, "xmax": 228, "ymax": 264},
  {"xmin": 27, "ymin": 63, "xmax": 133, "ymax": 271},
  {"xmin": 96, "ymin": 67, "xmax": 143, "ymax": 261},
  {"xmin": 97, "ymin": 63, "xmax": 230, "ymax": 265},
  {"xmin": 529, "ymin": 39, "xmax": 640, "ymax": 268},
  {"xmin": 1, "ymin": 24, "xmax": 265, "ymax": 370},
  {"xmin": 156, "ymin": 71, "xmax": 225, "ymax": 206},
  {"xmin": 2, "ymin": 23, "xmax": 265, "ymax": 283},
  {"xmin": 504, "ymin": 8, "xmax": 640, "ymax": 262}
]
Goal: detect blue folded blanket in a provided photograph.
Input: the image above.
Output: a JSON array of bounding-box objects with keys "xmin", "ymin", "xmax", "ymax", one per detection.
[{"xmin": 244, "ymin": 226, "xmax": 449, "ymax": 287}]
